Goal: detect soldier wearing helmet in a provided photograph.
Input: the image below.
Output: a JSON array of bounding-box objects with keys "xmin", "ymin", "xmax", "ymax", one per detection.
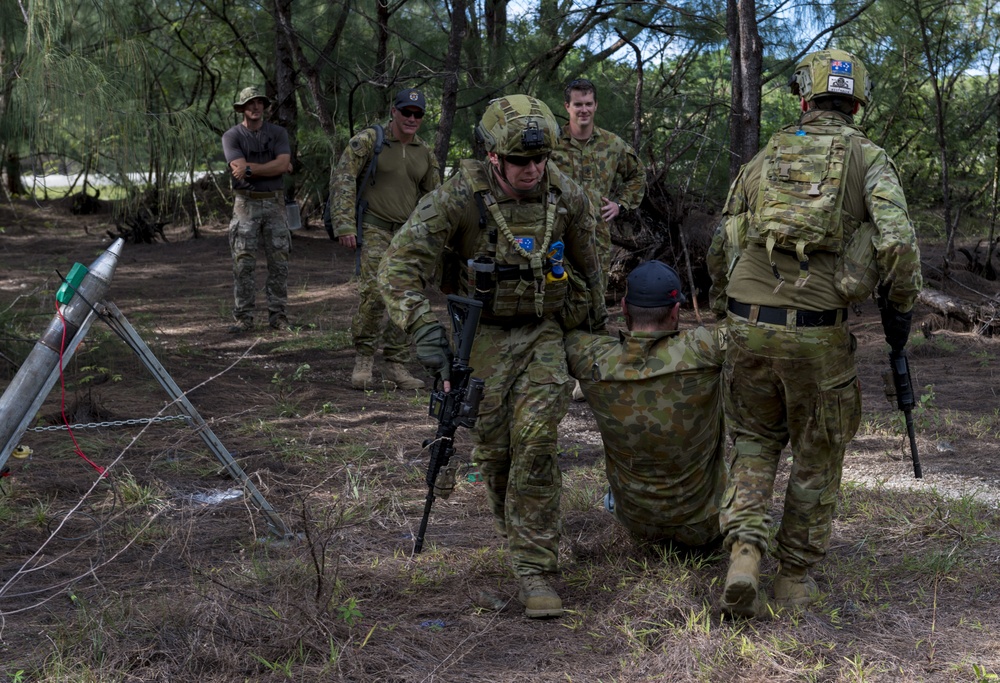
[
  {"xmin": 378, "ymin": 94, "xmax": 606, "ymax": 619},
  {"xmin": 221, "ymin": 86, "xmax": 295, "ymax": 332},
  {"xmin": 707, "ymin": 49, "xmax": 922, "ymax": 617}
]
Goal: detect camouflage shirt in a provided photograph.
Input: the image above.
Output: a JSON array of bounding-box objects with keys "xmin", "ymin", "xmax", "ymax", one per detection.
[
  {"xmin": 377, "ymin": 161, "xmax": 605, "ymax": 334},
  {"xmin": 708, "ymin": 109, "xmax": 922, "ymax": 314},
  {"xmin": 328, "ymin": 124, "xmax": 440, "ymax": 237},
  {"xmin": 550, "ymin": 126, "xmax": 646, "ymax": 272},
  {"xmin": 565, "ymin": 325, "xmax": 727, "ymax": 530}
]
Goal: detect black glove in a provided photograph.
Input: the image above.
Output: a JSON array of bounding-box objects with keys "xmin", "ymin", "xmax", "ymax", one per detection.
[
  {"xmin": 880, "ymin": 302, "xmax": 912, "ymax": 353},
  {"xmin": 412, "ymin": 322, "xmax": 452, "ymax": 381}
]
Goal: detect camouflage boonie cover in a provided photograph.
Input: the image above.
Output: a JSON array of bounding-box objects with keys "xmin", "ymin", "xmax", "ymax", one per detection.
[{"xmin": 565, "ymin": 326, "xmax": 727, "ymax": 539}]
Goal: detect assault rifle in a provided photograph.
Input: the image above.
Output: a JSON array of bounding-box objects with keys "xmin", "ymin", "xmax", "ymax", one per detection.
[
  {"xmin": 412, "ymin": 295, "xmax": 485, "ymax": 554},
  {"xmin": 883, "ymin": 349, "xmax": 922, "ymax": 478}
]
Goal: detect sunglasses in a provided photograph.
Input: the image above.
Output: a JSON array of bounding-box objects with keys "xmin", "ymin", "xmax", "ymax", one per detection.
[
  {"xmin": 398, "ymin": 108, "xmax": 424, "ymax": 119},
  {"xmin": 504, "ymin": 153, "xmax": 549, "ymax": 167}
]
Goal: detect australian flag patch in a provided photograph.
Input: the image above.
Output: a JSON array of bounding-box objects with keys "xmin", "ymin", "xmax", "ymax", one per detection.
[
  {"xmin": 514, "ymin": 236, "xmax": 535, "ymax": 251},
  {"xmin": 831, "ymin": 60, "xmax": 853, "ymax": 75}
]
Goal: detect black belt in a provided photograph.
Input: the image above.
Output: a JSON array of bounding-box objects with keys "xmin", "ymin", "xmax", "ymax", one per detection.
[
  {"xmin": 234, "ymin": 190, "xmax": 283, "ymax": 200},
  {"xmin": 362, "ymin": 213, "xmax": 403, "ymax": 231},
  {"xmin": 728, "ymin": 299, "xmax": 846, "ymax": 327}
]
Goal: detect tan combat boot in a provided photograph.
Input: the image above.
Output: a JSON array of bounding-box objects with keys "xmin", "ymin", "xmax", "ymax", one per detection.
[
  {"xmin": 518, "ymin": 574, "xmax": 563, "ymax": 619},
  {"xmin": 351, "ymin": 355, "xmax": 374, "ymax": 390},
  {"xmin": 384, "ymin": 362, "xmax": 426, "ymax": 390},
  {"xmin": 773, "ymin": 563, "xmax": 818, "ymax": 608},
  {"xmin": 720, "ymin": 541, "xmax": 762, "ymax": 618}
]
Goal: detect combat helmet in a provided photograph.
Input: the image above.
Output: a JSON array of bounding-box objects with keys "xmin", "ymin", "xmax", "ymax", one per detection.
[
  {"xmin": 789, "ymin": 49, "xmax": 872, "ymax": 106},
  {"xmin": 475, "ymin": 95, "xmax": 560, "ymax": 157},
  {"xmin": 233, "ymin": 86, "xmax": 270, "ymax": 111}
]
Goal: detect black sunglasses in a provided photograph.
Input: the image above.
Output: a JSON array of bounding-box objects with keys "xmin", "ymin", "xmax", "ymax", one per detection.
[
  {"xmin": 504, "ymin": 153, "xmax": 549, "ymax": 167},
  {"xmin": 398, "ymin": 108, "xmax": 424, "ymax": 119}
]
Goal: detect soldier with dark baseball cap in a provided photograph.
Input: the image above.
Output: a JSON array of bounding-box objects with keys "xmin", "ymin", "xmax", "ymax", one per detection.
[
  {"xmin": 625, "ymin": 260, "xmax": 687, "ymax": 308},
  {"xmin": 393, "ymin": 88, "xmax": 426, "ymax": 113},
  {"xmin": 565, "ymin": 259, "xmax": 726, "ymax": 554}
]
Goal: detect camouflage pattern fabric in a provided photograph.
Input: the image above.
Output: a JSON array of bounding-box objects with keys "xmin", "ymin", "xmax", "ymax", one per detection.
[
  {"xmin": 353, "ymin": 223, "xmax": 409, "ymax": 361},
  {"xmin": 708, "ymin": 109, "xmax": 922, "ymax": 316},
  {"xmin": 377, "ymin": 160, "xmax": 604, "ymax": 576},
  {"xmin": 720, "ymin": 319, "xmax": 861, "ymax": 568},
  {"xmin": 550, "ymin": 126, "xmax": 645, "ymax": 292},
  {"xmin": 328, "ymin": 125, "xmax": 439, "ymax": 236},
  {"xmin": 565, "ymin": 326, "xmax": 727, "ymax": 547},
  {"xmin": 473, "ymin": 319, "xmax": 572, "ymax": 575},
  {"xmin": 329, "ymin": 124, "xmax": 439, "ymax": 357},
  {"xmin": 709, "ymin": 108, "xmax": 916, "ymax": 571},
  {"xmin": 229, "ymin": 196, "xmax": 289, "ymax": 324}
]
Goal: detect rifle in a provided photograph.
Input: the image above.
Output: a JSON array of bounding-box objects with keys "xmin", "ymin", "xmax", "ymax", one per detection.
[
  {"xmin": 882, "ymin": 349, "xmax": 922, "ymax": 479},
  {"xmin": 412, "ymin": 295, "xmax": 485, "ymax": 554}
]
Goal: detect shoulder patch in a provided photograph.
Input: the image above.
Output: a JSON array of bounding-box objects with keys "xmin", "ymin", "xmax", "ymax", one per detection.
[{"xmin": 417, "ymin": 200, "xmax": 438, "ymax": 221}]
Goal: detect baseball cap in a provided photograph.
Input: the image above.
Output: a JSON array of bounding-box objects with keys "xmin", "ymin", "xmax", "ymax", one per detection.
[
  {"xmin": 624, "ymin": 260, "xmax": 687, "ymax": 307},
  {"xmin": 234, "ymin": 86, "xmax": 270, "ymax": 111},
  {"xmin": 394, "ymin": 88, "xmax": 426, "ymax": 113}
]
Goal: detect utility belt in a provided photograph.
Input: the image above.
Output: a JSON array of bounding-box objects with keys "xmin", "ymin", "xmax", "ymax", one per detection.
[
  {"xmin": 234, "ymin": 190, "xmax": 283, "ymax": 201},
  {"xmin": 362, "ymin": 213, "xmax": 404, "ymax": 231},
  {"xmin": 479, "ymin": 315, "xmax": 547, "ymax": 330},
  {"xmin": 467, "ymin": 256, "xmax": 568, "ymax": 319},
  {"xmin": 727, "ymin": 299, "xmax": 847, "ymax": 328}
]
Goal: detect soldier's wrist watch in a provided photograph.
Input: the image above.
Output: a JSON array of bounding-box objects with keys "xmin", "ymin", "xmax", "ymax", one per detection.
[{"xmin": 245, "ymin": 165, "xmax": 253, "ymax": 177}]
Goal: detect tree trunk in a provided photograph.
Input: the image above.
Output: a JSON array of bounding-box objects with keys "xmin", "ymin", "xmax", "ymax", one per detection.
[
  {"xmin": 726, "ymin": 0, "xmax": 762, "ymax": 182},
  {"xmin": 435, "ymin": 0, "xmax": 467, "ymax": 174},
  {"xmin": 5, "ymin": 152, "xmax": 24, "ymax": 196},
  {"xmin": 274, "ymin": 0, "xmax": 298, "ymax": 200}
]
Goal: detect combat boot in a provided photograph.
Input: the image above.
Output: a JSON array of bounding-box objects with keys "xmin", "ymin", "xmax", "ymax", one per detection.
[
  {"xmin": 720, "ymin": 541, "xmax": 762, "ymax": 618},
  {"xmin": 228, "ymin": 317, "xmax": 254, "ymax": 334},
  {"xmin": 384, "ymin": 362, "xmax": 426, "ymax": 390},
  {"xmin": 351, "ymin": 355, "xmax": 374, "ymax": 390},
  {"xmin": 773, "ymin": 563, "xmax": 818, "ymax": 608},
  {"xmin": 518, "ymin": 574, "xmax": 563, "ymax": 619}
]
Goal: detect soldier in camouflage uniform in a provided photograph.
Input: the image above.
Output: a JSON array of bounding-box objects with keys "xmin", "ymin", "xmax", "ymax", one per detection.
[
  {"xmin": 221, "ymin": 86, "xmax": 294, "ymax": 333},
  {"xmin": 550, "ymin": 78, "xmax": 645, "ymax": 401},
  {"xmin": 707, "ymin": 50, "xmax": 922, "ymax": 617},
  {"xmin": 377, "ymin": 95, "xmax": 606, "ymax": 618},
  {"xmin": 550, "ymin": 78, "xmax": 645, "ymax": 294},
  {"xmin": 330, "ymin": 88, "xmax": 440, "ymax": 390},
  {"xmin": 565, "ymin": 260, "xmax": 726, "ymax": 551}
]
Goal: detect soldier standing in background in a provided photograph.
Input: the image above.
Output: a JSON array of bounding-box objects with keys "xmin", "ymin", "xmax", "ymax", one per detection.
[
  {"xmin": 566, "ymin": 260, "xmax": 727, "ymax": 552},
  {"xmin": 329, "ymin": 88, "xmax": 440, "ymax": 390},
  {"xmin": 708, "ymin": 49, "xmax": 922, "ymax": 617},
  {"xmin": 221, "ymin": 86, "xmax": 294, "ymax": 333},
  {"xmin": 378, "ymin": 95, "xmax": 606, "ymax": 618},
  {"xmin": 550, "ymin": 77, "xmax": 645, "ymax": 400}
]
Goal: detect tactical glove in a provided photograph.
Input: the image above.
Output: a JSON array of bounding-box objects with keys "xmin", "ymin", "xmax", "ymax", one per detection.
[
  {"xmin": 879, "ymin": 301, "xmax": 913, "ymax": 353},
  {"xmin": 412, "ymin": 322, "xmax": 452, "ymax": 381}
]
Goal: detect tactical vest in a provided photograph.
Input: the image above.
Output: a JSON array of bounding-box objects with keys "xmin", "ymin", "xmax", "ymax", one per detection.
[
  {"xmin": 749, "ymin": 122, "xmax": 863, "ymax": 290},
  {"xmin": 459, "ymin": 160, "xmax": 570, "ymax": 319}
]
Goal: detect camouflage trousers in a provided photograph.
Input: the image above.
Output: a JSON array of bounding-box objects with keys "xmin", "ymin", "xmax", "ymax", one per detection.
[
  {"xmin": 229, "ymin": 196, "xmax": 290, "ymax": 324},
  {"xmin": 353, "ymin": 223, "xmax": 409, "ymax": 362},
  {"xmin": 471, "ymin": 318, "xmax": 572, "ymax": 576},
  {"xmin": 720, "ymin": 316, "xmax": 862, "ymax": 569}
]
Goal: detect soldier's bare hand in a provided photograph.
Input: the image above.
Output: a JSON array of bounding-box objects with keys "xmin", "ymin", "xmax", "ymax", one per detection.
[
  {"xmin": 601, "ymin": 197, "xmax": 620, "ymax": 223},
  {"xmin": 339, "ymin": 234, "xmax": 357, "ymax": 249}
]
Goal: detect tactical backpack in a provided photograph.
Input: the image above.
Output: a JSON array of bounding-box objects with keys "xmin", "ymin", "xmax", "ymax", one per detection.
[{"xmin": 748, "ymin": 123, "xmax": 863, "ymax": 290}]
